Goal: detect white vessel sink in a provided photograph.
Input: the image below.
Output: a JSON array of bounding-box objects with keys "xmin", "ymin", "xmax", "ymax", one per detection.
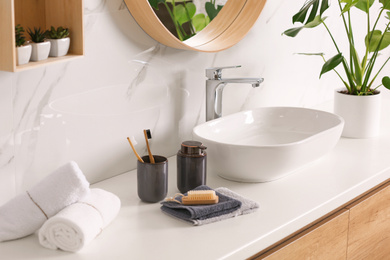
[{"xmin": 193, "ymin": 107, "xmax": 344, "ymax": 182}]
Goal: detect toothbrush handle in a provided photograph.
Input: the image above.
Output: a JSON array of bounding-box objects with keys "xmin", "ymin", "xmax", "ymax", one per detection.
[
  {"xmin": 127, "ymin": 137, "xmax": 144, "ymax": 163},
  {"xmin": 143, "ymin": 130, "xmax": 155, "ymax": 164}
]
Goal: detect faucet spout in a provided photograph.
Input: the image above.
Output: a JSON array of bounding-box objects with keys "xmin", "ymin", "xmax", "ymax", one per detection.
[
  {"xmin": 206, "ymin": 77, "xmax": 264, "ymax": 121},
  {"xmin": 252, "ymin": 81, "xmax": 261, "ymax": 88}
]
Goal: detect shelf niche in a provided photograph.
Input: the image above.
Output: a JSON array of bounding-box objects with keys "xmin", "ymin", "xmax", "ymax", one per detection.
[{"xmin": 0, "ymin": 0, "xmax": 84, "ymax": 72}]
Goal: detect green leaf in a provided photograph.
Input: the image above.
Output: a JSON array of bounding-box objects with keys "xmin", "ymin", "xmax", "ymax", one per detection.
[
  {"xmin": 192, "ymin": 13, "xmax": 208, "ymax": 32},
  {"xmin": 354, "ymin": 0, "xmax": 374, "ymax": 13},
  {"xmin": 185, "ymin": 2, "xmax": 196, "ymax": 19},
  {"xmin": 283, "ymin": 15, "xmax": 325, "ymax": 37},
  {"xmin": 341, "ymin": 0, "xmax": 374, "ymax": 14},
  {"xmin": 283, "ymin": 27, "xmax": 304, "ymax": 37},
  {"xmin": 320, "ymin": 0, "xmax": 330, "ymax": 15},
  {"xmin": 304, "ymin": 15, "xmax": 326, "ymax": 28},
  {"xmin": 365, "ymin": 30, "xmax": 390, "ymax": 52},
  {"xmin": 307, "ymin": 0, "xmax": 320, "ymax": 24},
  {"xmin": 27, "ymin": 27, "xmax": 46, "ymax": 43},
  {"xmin": 320, "ymin": 53, "xmax": 344, "ymax": 78},
  {"xmin": 292, "ymin": 0, "xmax": 317, "ymax": 24},
  {"xmin": 383, "ymin": 76, "xmax": 390, "ymax": 89},
  {"xmin": 351, "ymin": 45, "xmax": 362, "ymax": 86},
  {"xmin": 205, "ymin": 2, "xmax": 219, "ymax": 21},
  {"xmin": 15, "ymin": 24, "xmax": 26, "ymax": 47},
  {"xmin": 174, "ymin": 5, "xmax": 190, "ymax": 25},
  {"xmin": 148, "ymin": 0, "xmax": 165, "ymax": 10},
  {"xmin": 340, "ymin": 0, "xmax": 359, "ymax": 14},
  {"xmin": 380, "ymin": 0, "xmax": 390, "ymax": 10},
  {"xmin": 292, "ymin": 0, "xmax": 329, "ymax": 24}
]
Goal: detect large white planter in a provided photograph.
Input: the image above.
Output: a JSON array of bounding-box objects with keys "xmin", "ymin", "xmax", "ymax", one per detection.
[
  {"xmin": 29, "ymin": 41, "xmax": 51, "ymax": 61},
  {"xmin": 48, "ymin": 37, "xmax": 70, "ymax": 57},
  {"xmin": 16, "ymin": 45, "xmax": 32, "ymax": 65},
  {"xmin": 334, "ymin": 89, "xmax": 381, "ymax": 138}
]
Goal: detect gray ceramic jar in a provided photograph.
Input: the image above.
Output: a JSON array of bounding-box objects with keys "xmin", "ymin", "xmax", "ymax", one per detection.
[
  {"xmin": 177, "ymin": 141, "xmax": 207, "ymax": 193},
  {"xmin": 137, "ymin": 155, "xmax": 168, "ymax": 203}
]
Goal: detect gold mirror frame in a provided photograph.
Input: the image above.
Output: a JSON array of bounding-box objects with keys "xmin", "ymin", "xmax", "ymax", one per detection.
[{"xmin": 124, "ymin": 0, "xmax": 267, "ymax": 52}]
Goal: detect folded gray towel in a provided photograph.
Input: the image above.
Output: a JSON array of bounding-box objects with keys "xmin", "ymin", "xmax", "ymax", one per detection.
[
  {"xmin": 192, "ymin": 187, "xmax": 259, "ymax": 226},
  {"xmin": 160, "ymin": 185, "xmax": 242, "ymax": 223}
]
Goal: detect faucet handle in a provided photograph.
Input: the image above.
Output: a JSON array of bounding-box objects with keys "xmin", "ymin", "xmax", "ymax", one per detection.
[{"xmin": 205, "ymin": 65, "xmax": 241, "ymax": 80}]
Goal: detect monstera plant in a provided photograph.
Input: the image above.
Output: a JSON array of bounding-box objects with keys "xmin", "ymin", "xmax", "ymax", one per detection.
[{"xmin": 284, "ymin": 0, "xmax": 390, "ymax": 96}]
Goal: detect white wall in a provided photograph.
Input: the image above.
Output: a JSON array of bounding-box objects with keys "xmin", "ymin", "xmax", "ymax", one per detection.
[{"xmin": 0, "ymin": 0, "xmax": 388, "ymax": 205}]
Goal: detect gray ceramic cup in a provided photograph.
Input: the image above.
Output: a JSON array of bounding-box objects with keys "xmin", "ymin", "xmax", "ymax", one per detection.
[{"xmin": 137, "ymin": 155, "xmax": 168, "ymax": 203}]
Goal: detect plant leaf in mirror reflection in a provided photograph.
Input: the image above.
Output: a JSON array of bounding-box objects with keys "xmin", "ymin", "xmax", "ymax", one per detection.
[
  {"xmin": 205, "ymin": 1, "xmax": 223, "ymax": 20},
  {"xmin": 148, "ymin": 0, "xmax": 224, "ymax": 41},
  {"xmin": 192, "ymin": 13, "xmax": 210, "ymax": 32}
]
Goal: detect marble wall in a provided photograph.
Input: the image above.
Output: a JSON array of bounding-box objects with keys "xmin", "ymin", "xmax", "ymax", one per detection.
[{"xmin": 1, "ymin": 0, "xmax": 388, "ymax": 205}]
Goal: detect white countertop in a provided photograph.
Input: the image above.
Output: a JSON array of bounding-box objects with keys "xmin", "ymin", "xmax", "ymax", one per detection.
[{"xmin": 2, "ymin": 100, "xmax": 390, "ymax": 260}]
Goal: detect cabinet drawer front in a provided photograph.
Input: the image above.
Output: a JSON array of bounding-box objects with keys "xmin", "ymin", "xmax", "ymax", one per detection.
[
  {"xmin": 347, "ymin": 183, "xmax": 390, "ymax": 260},
  {"xmin": 259, "ymin": 210, "xmax": 349, "ymax": 260}
]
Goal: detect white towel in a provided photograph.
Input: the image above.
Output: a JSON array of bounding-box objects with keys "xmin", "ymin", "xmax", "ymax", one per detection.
[
  {"xmin": 192, "ymin": 187, "xmax": 259, "ymax": 226},
  {"xmin": 39, "ymin": 188, "xmax": 121, "ymax": 252},
  {"xmin": 0, "ymin": 161, "xmax": 90, "ymax": 242}
]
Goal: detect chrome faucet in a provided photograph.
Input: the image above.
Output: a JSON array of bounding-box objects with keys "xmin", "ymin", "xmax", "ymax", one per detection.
[{"xmin": 205, "ymin": 65, "xmax": 264, "ymax": 121}]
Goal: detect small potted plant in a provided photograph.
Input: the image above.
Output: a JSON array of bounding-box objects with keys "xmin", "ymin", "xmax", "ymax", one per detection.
[
  {"xmin": 45, "ymin": 26, "xmax": 70, "ymax": 57},
  {"xmin": 15, "ymin": 24, "xmax": 32, "ymax": 66},
  {"xmin": 27, "ymin": 27, "xmax": 51, "ymax": 62},
  {"xmin": 284, "ymin": 0, "xmax": 390, "ymax": 138}
]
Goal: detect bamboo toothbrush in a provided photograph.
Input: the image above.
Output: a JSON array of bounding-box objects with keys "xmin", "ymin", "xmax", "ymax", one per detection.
[
  {"xmin": 143, "ymin": 129, "xmax": 155, "ymax": 164},
  {"xmin": 127, "ymin": 136, "xmax": 144, "ymax": 163}
]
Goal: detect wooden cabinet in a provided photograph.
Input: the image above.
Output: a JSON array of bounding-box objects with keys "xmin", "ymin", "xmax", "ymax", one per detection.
[
  {"xmin": 252, "ymin": 181, "xmax": 390, "ymax": 259},
  {"xmin": 346, "ymin": 183, "xmax": 390, "ymax": 260},
  {"xmin": 260, "ymin": 210, "xmax": 349, "ymax": 260},
  {"xmin": 0, "ymin": 0, "xmax": 84, "ymax": 72}
]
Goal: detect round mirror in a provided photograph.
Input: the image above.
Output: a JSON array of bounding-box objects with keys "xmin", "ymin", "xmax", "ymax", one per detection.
[{"xmin": 124, "ymin": 0, "xmax": 267, "ymax": 52}]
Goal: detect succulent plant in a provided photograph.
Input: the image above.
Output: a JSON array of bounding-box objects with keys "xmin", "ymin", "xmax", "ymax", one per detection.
[
  {"xmin": 45, "ymin": 26, "xmax": 70, "ymax": 39},
  {"xmin": 27, "ymin": 27, "xmax": 46, "ymax": 43},
  {"xmin": 15, "ymin": 24, "xmax": 26, "ymax": 47}
]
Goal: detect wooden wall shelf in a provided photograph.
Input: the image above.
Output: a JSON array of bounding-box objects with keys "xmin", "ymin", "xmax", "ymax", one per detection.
[{"xmin": 0, "ymin": 0, "xmax": 84, "ymax": 72}]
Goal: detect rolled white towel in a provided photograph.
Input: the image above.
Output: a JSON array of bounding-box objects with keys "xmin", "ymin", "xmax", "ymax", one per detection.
[
  {"xmin": 39, "ymin": 188, "xmax": 121, "ymax": 252},
  {"xmin": 0, "ymin": 161, "xmax": 90, "ymax": 242}
]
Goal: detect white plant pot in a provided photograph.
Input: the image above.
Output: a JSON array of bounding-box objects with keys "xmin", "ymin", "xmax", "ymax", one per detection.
[
  {"xmin": 334, "ymin": 89, "xmax": 381, "ymax": 138},
  {"xmin": 48, "ymin": 37, "xmax": 70, "ymax": 57},
  {"xmin": 29, "ymin": 41, "xmax": 51, "ymax": 61},
  {"xmin": 16, "ymin": 45, "xmax": 32, "ymax": 65}
]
